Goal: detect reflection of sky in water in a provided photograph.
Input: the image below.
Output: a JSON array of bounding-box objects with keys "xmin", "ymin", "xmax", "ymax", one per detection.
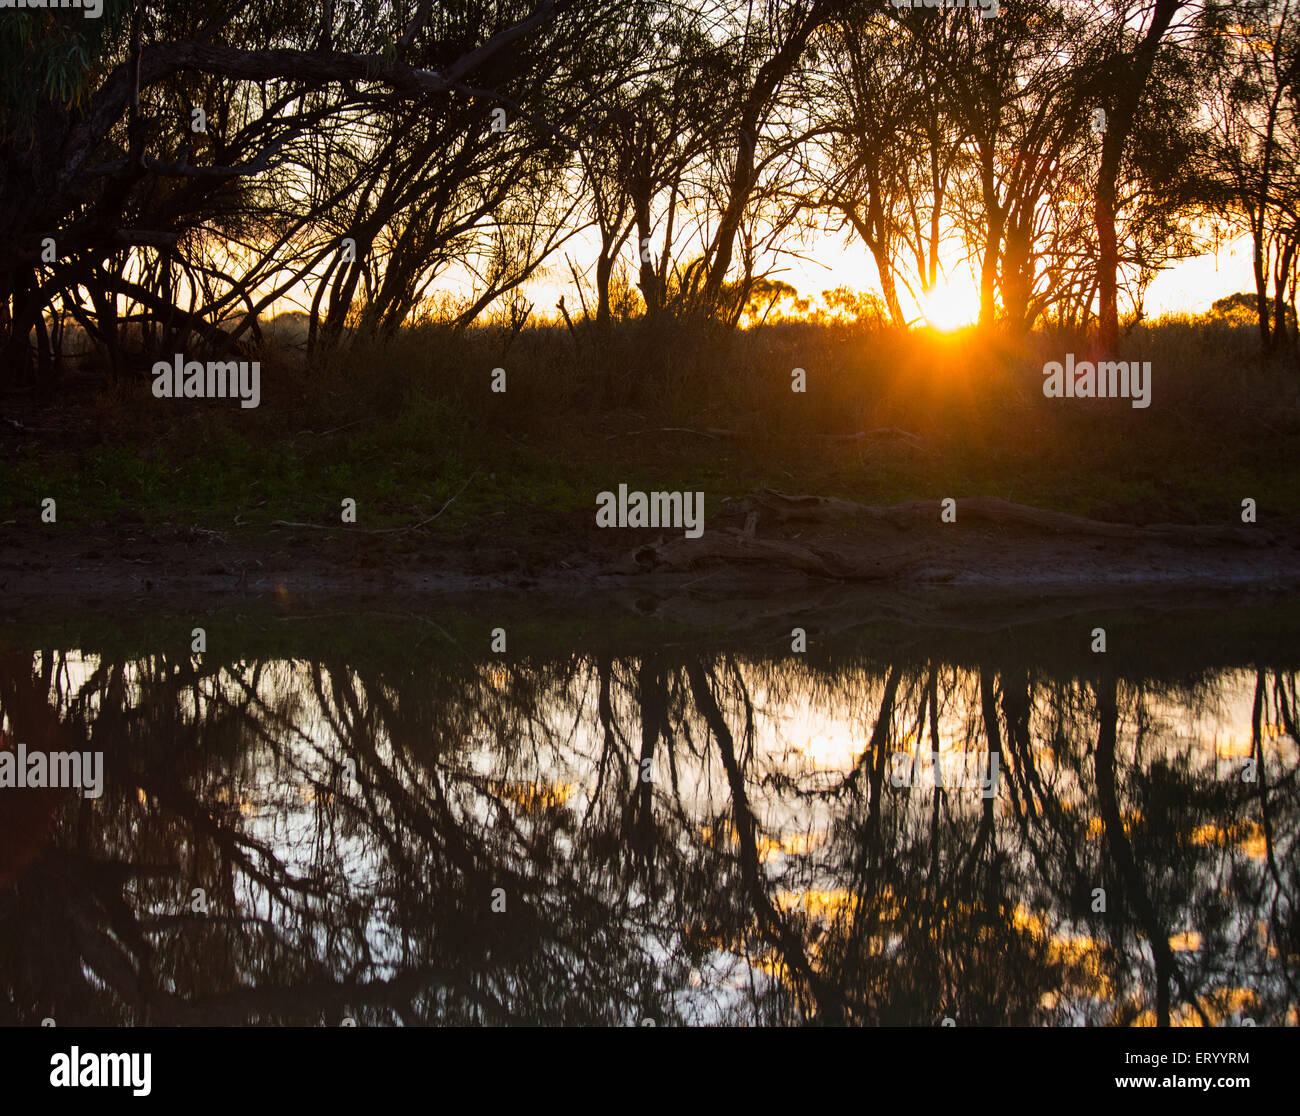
[{"xmin": 8, "ymin": 651, "xmax": 1297, "ymax": 1026}]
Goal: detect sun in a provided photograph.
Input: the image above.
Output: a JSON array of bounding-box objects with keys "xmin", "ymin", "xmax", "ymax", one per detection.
[{"xmin": 919, "ymin": 278, "xmax": 981, "ymax": 331}]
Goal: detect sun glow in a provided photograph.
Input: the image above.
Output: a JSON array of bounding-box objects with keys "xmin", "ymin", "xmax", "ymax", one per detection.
[{"xmin": 919, "ymin": 278, "xmax": 981, "ymax": 331}]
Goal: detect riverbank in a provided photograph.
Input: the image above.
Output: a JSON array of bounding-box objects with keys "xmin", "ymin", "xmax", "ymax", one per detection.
[{"xmin": 3, "ymin": 319, "xmax": 1297, "ymax": 617}]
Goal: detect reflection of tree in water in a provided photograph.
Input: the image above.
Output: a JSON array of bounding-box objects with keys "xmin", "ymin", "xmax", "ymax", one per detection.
[{"xmin": 0, "ymin": 644, "xmax": 1295, "ymax": 1026}]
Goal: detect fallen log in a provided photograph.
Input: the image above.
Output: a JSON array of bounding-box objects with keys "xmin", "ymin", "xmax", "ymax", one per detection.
[
  {"xmin": 616, "ymin": 529, "xmax": 914, "ymax": 580},
  {"xmin": 733, "ymin": 490, "xmax": 1271, "ymax": 545}
]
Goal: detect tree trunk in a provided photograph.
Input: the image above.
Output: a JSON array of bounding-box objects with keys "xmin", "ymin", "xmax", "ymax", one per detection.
[
  {"xmin": 633, "ymin": 193, "xmax": 660, "ymax": 319},
  {"xmin": 595, "ymin": 249, "xmax": 613, "ymax": 329},
  {"xmin": 979, "ymin": 208, "xmax": 1004, "ymax": 326},
  {"xmin": 1095, "ymin": 0, "xmax": 1182, "ymax": 355},
  {"xmin": 1271, "ymin": 237, "xmax": 1295, "ymax": 352},
  {"xmin": 701, "ymin": 1, "xmax": 838, "ymax": 310},
  {"xmin": 876, "ymin": 258, "xmax": 906, "ymax": 328},
  {"xmin": 1253, "ymin": 221, "xmax": 1272, "ymax": 352}
]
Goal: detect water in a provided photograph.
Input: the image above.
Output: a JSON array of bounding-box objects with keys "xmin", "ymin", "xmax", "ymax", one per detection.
[{"xmin": 1, "ymin": 598, "xmax": 1296, "ymax": 1026}]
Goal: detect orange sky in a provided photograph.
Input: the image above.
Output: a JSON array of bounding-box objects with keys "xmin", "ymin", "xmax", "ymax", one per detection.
[
  {"xmin": 776, "ymin": 229, "xmax": 1258, "ymax": 328},
  {"xmin": 505, "ymin": 224, "xmax": 1257, "ymax": 329},
  {"xmin": 267, "ymin": 220, "xmax": 1257, "ymax": 328}
]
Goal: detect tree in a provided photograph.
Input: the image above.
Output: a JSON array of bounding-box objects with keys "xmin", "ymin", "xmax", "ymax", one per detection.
[
  {"xmin": 0, "ymin": 0, "xmax": 629, "ymax": 381},
  {"xmin": 1093, "ymin": 0, "xmax": 1186, "ymax": 353}
]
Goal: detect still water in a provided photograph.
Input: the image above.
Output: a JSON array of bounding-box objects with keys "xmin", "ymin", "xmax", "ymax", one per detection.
[{"xmin": 1, "ymin": 600, "xmax": 1296, "ymax": 1026}]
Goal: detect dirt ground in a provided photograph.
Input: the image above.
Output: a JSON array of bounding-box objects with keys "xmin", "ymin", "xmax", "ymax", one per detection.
[{"xmin": 3, "ymin": 490, "xmax": 1297, "ymax": 628}]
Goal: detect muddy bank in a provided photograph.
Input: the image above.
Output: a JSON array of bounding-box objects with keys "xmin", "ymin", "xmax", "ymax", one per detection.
[{"xmin": 2, "ymin": 491, "xmax": 1297, "ymax": 627}]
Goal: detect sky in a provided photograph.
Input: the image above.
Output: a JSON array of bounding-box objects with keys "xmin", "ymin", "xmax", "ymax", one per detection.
[
  {"xmin": 776, "ymin": 228, "xmax": 1259, "ymax": 328},
  {"xmin": 267, "ymin": 210, "xmax": 1259, "ymax": 329},
  {"xmin": 506, "ymin": 221, "xmax": 1259, "ymax": 331}
]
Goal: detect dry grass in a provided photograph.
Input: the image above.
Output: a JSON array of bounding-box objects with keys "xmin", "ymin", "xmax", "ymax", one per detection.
[{"xmin": 3, "ymin": 313, "xmax": 1297, "ymax": 528}]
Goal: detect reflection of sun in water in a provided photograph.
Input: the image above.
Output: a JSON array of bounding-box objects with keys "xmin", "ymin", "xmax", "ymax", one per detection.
[{"xmin": 920, "ymin": 278, "xmax": 981, "ymax": 331}]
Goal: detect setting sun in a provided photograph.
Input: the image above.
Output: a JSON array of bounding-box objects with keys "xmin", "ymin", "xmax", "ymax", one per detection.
[{"xmin": 920, "ymin": 279, "xmax": 981, "ymax": 331}]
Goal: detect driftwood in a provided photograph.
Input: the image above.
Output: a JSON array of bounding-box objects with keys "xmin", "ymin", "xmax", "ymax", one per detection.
[
  {"xmin": 733, "ymin": 489, "xmax": 1271, "ymax": 546},
  {"xmin": 617, "ymin": 530, "xmax": 913, "ymax": 580},
  {"xmin": 618, "ymin": 489, "xmax": 1275, "ymax": 581}
]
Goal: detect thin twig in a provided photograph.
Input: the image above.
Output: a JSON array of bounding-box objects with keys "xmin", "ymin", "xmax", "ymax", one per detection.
[
  {"xmin": 817, "ymin": 428, "xmax": 922, "ymax": 442},
  {"xmin": 604, "ymin": 426, "xmax": 736, "ymax": 440},
  {"xmin": 269, "ymin": 468, "xmax": 479, "ymax": 534},
  {"xmin": 294, "ymin": 418, "xmax": 373, "ymax": 437}
]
